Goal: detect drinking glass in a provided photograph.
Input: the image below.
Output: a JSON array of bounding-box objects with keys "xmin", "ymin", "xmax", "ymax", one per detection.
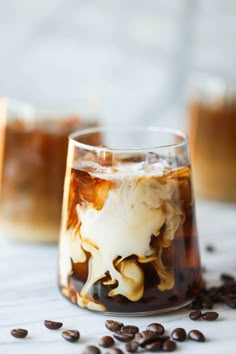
[
  {"xmin": 0, "ymin": 98, "xmax": 99, "ymax": 242},
  {"xmin": 187, "ymin": 73, "xmax": 236, "ymax": 202},
  {"xmin": 58, "ymin": 126, "xmax": 202, "ymax": 315}
]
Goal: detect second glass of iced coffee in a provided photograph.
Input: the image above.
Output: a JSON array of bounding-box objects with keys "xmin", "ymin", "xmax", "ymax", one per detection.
[{"xmin": 59, "ymin": 126, "xmax": 202, "ymax": 315}]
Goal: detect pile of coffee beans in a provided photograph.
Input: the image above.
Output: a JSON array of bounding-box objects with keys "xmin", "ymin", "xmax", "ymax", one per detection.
[
  {"xmin": 101, "ymin": 320, "xmax": 206, "ymax": 352},
  {"xmin": 191, "ymin": 272, "xmax": 236, "ymax": 310},
  {"xmin": 9, "ymin": 272, "xmax": 236, "ymax": 352}
]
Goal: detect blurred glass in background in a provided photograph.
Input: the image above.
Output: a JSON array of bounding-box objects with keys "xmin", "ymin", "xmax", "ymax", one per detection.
[
  {"xmin": 187, "ymin": 74, "xmax": 236, "ymax": 202},
  {"xmin": 0, "ymin": 98, "xmax": 99, "ymax": 242}
]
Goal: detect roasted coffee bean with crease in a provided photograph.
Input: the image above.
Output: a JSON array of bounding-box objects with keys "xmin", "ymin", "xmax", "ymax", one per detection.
[
  {"xmin": 171, "ymin": 328, "xmax": 186, "ymax": 342},
  {"xmin": 134, "ymin": 331, "xmax": 159, "ymax": 347},
  {"xmin": 44, "ymin": 320, "xmax": 63, "ymax": 330},
  {"xmin": 113, "ymin": 331, "xmax": 134, "ymax": 342},
  {"xmin": 83, "ymin": 345, "xmax": 101, "ymax": 354},
  {"xmin": 191, "ymin": 298, "xmax": 203, "ymax": 310},
  {"xmin": 162, "ymin": 339, "xmax": 177, "ymax": 352},
  {"xmin": 122, "ymin": 325, "xmax": 139, "ymax": 334},
  {"xmin": 202, "ymin": 311, "xmax": 219, "ymax": 321},
  {"xmin": 105, "ymin": 348, "xmax": 124, "ymax": 354},
  {"xmin": 201, "ymin": 295, "xmax": 213, "ymax": 309},
  {"xmin": 222, "ymin": 296, "xmax": 236, "ymax": 309},
  {"xmin": 189, "ymin": 310, "xmax": 202, "ymax": 320},
  {"xmin": 125, "ymin": 341, "xmax": 139, "ymax": 353},
  {"xmin": 98, "ymin": 335, "xmax": 114, "ymax": 348},
  {"xmin": 221, "ymin": 273, "xmax": 235, "ymax": 283},
  {"xmin": 144, "ymin": 339, "xmax": 163, "ymax": 352},
  {"xmin": 105, "ymin": 320, "xmax": 123, "ymax": 332},
  {"xmin": 146, "ymin": 323, "xmax": 165, "ymax": 335},
  {"xmin": 188, "ymin": 329, "xmax": 205, "ymax": 342},
  {"xmin": 10, "ymin": 328, "xmax": 28, "ymax": 338},
  {"xmin": 62, "ymin": 329, "xmax": 80, "ymax": 342}
]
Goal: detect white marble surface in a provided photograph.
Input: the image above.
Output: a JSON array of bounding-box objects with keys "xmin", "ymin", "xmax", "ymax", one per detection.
[{"xmin": 0, "ymin": 198, "xmax": 236, "ymax": 354}]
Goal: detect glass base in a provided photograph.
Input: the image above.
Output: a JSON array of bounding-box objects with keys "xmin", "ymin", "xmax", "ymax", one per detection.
[{"xmin": 101, "ymin": 299, "xmax": 193, "ymax": 317}]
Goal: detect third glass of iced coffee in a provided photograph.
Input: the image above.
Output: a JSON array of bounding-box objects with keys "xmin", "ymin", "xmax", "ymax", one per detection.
[{"xmin": 58, "ymin": 126, "xmax": 202, "ymax": 315}]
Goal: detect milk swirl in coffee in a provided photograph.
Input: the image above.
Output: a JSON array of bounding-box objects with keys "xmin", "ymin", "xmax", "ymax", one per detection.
[{"xmin": 59, "ymin": 149, "xmax": 201, "ymax": 314}]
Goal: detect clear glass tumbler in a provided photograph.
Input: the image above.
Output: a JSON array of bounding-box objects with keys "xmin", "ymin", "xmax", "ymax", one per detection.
[{"xmin": 58, "ymin": 126, "xmax": 202, "ymax": 315}]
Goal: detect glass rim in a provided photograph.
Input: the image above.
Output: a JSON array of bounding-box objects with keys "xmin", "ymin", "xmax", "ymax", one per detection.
[{"xmin": 69, "ymin": 125, "xmax": 188, "ymax": 153}]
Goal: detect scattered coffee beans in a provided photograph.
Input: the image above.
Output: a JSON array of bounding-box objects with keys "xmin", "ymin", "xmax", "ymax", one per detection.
[
  {"xmin": 10, "ymin": 328, "xmax": 28, "ymax": 338},
  {"xmin": 62, "ymin": 329, "xmax": 80, "ymax": 343},
  {"xmin": 98, "ymin": 335, "xmax": 114, "ymax": 348},
  {"xmin": 162, "ymin": 339, "xmax": 177, "ymax": 352},
  {"xmin": 44, "ymin": 320, "xmax": 63, "ymax": 330},
  {"xmin": 202, "ymin": 311, "xmax": 219, "ymax": 321},
  {"xmin": 189, "ymin": 310, "xmax": 202, "ymax": 320},
  {"xmin": 171, "ymin": 328, "xmax": 186, "ymax": 342},
  {"xmin": 122, "ymin": 325, "xmax": 139, "ymax": 334},
  {"xmin": 125, "ymin": 341, "xmax": 139, "ymax": 353},
  {"xmin": 105, "ymin": 320, "xmax": 124, "ymax": 332},
  {"xmin": 83, "ymin": 345, "xmax": 101, "ymax": 354},
  {"xmin": 188, "ymin": 329, "xmax": 206, "ymax": 342},
  {"xmin": 113, "ymin": 331, "xmax": 134, "ymax": 342},
  {"xmin": 146, "ymin": 322, "xmax": 165, "ymax": 335}
]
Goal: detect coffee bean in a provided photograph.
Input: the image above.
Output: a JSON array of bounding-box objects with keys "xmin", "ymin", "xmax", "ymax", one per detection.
[
  {"xmin": 105, "ymin": 320, "xmax": 123, "ymax": 332},
  {"xmin": 191, "ymin": 298, "xmax": 203, "ymax": 310},
  {"xmin": 188, "ymin": 329, "xmax": 205, "ymax": 342},
  {"xmin": 189, "ymin": 310, "xmax": 202, "ymax": 320},
  {"xmin": 223, "ymin": 296, "xmax": 236, "ymax": 309},
  {"xmin": 206, "ymin": 244, "xmax": 215, "ymax": 252},
  {"xmin": 144, "ymin": 339, "xmax": 163, "ymax": 351},
  {"xmin": 221, "ymin": 273, "xmax": 234, "ymax": 283},
  {"xmin": 146, "ymin": 323, "xmax": 165, "ymax": 335},
  {"xmin": 171, "ymin": 328, "xmax": 186, "ymax": 342},
  {"xmin": 62, "ymin": 329, "xmax": 80, "ymax": 342},
  {"xmin": 44, "ymin": 320, "xmax": 63, "ymax": 330},
  {"xmin": 83, "ymin": 345, "xmax": 101, "ymax": 354},
  {"xmin": 125, "ymin": 341, "xmax": 139, "ymax": 353},
  {"xmin": 105, "ymin": 348, "xmax": 124, "ymax": 354},
  {"xmin": 113, "ymin": 331, "xmax": 134, "ymax": 342},
  {"xmin": 162, "ymin": 339, "xmax": 177, "ymax": 352},
  {"xmin": 202, "ymin": 311, "xmax": 219, "ymax": 321},
  {"xmin": 201, "ymin": 295, "xmax": 213, "ymax": 309},
  {"xmin": 134, "ymin": 331, "xmax": 159, "ymax": 347},
  {"xmin": 10, "ymin": 328, "xmax": 28, "ymax": 338},
  {"xmin": 98, "ymin": 335, "xmax": 114, "ymax": 348},
  {"xmin": 122, "ymin": 325, "xmax": 139, "ymax": 334}
]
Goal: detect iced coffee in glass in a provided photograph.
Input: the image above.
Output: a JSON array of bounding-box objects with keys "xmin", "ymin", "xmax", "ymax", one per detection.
[
  {"xmin": 187, "ymin": 74, "xmax": 236, "ymax": 202},
  {"xmin": 0, "ymin": 99, "xmax": 99, "ymax": 242},
  {"xmin": 58, "ymin": 126, "xmax": 202, "ymax": 315}
]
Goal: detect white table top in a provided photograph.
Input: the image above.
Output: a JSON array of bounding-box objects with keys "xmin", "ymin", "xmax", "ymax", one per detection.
[{"xmin": 0, "ymin": 198, "xmax": 236, "ymax": 354}]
